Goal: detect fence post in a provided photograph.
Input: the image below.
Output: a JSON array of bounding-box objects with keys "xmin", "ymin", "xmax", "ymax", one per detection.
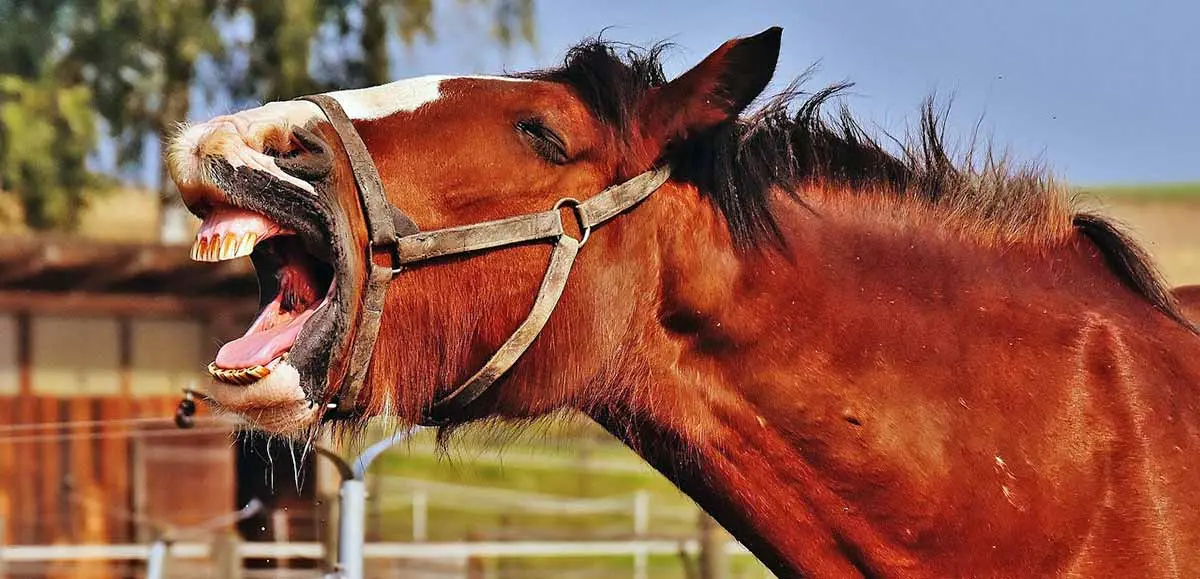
[
  {"xmin": 319, "ymin": 493, "xmax": 340, "ymax": 571},
  {"xmin": 315, "ymin": 432, "xmax": 342, "ymax": 572},
  {"xmin": 272, "ymin": 509, "xmax": 290, "ymax": 575},
  {"xmin": 411, "ymin": 489, "xmax": 428, "ymax": 542},
  {"xmin": 212, "ymin": 530, "xmax": 243, "ymax": 579},
  {"xmin": 633, "ymin": 491, "xmax": 650, "ymax": 579},
  {"xmin": 697, "ymin": 512, "xmax": 728, "ymax": 579},
  {"xmin": 368, "ymin": 472, "xmax": 384, "ymax": 542}
]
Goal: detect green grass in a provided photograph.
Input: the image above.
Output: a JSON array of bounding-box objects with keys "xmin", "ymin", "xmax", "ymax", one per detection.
[
  {"xmin": 366, "ymin": 421, "xmax": 775, "ymax": 578},
  {"xmin": 1077, "ymin": 181, "xmax": 1200, "ymax": 201}
]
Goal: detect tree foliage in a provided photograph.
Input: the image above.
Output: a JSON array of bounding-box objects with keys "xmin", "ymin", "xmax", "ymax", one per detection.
[
  {"xmin": 222, "ymin": 0, "xmax": 535, "ymax": 103},
  {"xmin": 64, "ymin": 0, "xmax": 225, "ymax": 169},
  {"xmin": 0, "ymin": 1, "xmax": 100, "ymax": 231},
  {"xmin": 0, "ymin": 0, "xmax": 535, "ymax": 232},
  {"xmin": 0, "ymin": 75, "xmax": 98, "ymax": 230}
]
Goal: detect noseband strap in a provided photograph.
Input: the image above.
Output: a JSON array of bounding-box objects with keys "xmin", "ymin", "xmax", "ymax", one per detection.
[{"xmin": 299, "ymin": 94, "xmax": 670, "ymax": 425}]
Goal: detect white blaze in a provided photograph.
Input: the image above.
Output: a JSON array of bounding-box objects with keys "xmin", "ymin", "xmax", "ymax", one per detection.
[
  {"xmin": 245, "ymin": 74, "xmax": 531, "ymax": 129},
  {"xmin": 172, "ymin": 74, "xmax": 530, "ymax": 196},
  {"xmin": 326, "ymin": 74, "xmax": 530, "ymax": 120}
]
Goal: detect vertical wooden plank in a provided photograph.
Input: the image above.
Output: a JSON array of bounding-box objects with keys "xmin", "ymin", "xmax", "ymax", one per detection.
[
  {"xmin": 10, "ymin": 396, "xmax": 33, "ymax": 545},
  {"xmin": 112, "ymin": 314, "xmax": 138, "ymax": 548},
  {"xmin": 38, "ymin": 397, "xmax": 62, "ymax": 545},
  {"xmin": 97, "ymin": 397, "xmax": 129, "ymax": 543},
  {"xmin": 0, "ymin": 389, "xmax": 14, "ymax": 552},
  {"xmin": 86, "ymin": 398, "xmax": 113, "ymax": 579},
  {"xmin": 118, "ymin": 317, "xmax": 131, "ymax": 398},
  {"xmin": 12, "ymin": 314, "xmax": 33, "ymax": 545},
  {"xmin": 130, "ymin": 431, "xmax": 147, "ymax": 543},
  {"xmin": 16, "ymin": 313, "xmax": 29, "ymax": 397},
  {"xmin": 67, "ymin": 399, "xmax": 99, "ymax": 542}
]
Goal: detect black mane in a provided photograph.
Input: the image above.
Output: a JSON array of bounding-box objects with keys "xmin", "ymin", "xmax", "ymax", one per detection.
[{"xmin": 522, "ymin": 38, "xmax": 1194, "ymax": 332}]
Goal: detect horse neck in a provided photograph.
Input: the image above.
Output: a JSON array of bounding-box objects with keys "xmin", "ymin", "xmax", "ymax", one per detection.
[{"xmin": 586, "ymin": 186, "xmax": 1142, "ymax": 576}]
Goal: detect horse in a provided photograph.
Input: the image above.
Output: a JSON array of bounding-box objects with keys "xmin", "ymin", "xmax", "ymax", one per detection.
[
  {"xmin": 1175, "ymin": 285, "xmax": 1200, "ymax": 321},
  {"xmin": 167, "ymin": 27, "xmax": 1200, "ymax": 578}
]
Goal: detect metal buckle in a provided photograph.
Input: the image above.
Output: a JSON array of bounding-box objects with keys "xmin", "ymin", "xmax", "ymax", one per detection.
[
  {"xmin": 369, "ymin": 239, "xmax": 404, "ymax": 275},
  {"xmin": 552, "ymin": 197, "xmax": 591, "ymax": 247}
]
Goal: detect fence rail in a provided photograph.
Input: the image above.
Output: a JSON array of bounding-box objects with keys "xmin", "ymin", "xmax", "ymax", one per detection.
[{"xmin": 0, "ymin": 539, "xmax": 751, "ymax": 562}]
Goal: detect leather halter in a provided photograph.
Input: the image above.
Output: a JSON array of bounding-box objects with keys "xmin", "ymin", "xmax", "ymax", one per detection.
[{"xmin": 299, "ymin": 94, "xmax": 671, "ymax": 426}]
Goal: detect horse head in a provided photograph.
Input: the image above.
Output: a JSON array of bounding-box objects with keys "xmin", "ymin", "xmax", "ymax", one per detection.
[{"xmin": 168, "ymin": 28, "xmax": 783, "ymax": 436}]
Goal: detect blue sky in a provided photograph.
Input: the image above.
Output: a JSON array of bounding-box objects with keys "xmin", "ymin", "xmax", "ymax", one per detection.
[
  {"xmin": 164, "ymin": 1, "xmax": 1195, "ymax": 187},
  {"xmin": 374, "ymin": 0, "xmax": 1198, "ymax": 186}
]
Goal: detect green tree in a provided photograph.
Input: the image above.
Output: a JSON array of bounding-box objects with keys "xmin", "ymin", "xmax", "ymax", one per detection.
[
  {"xmin": 0, "ymin": 1, "xmax": 101, "ymax": 231},
  {"xmin": 0, "ymin": 75, "xmax": 99, "ymax": 231},
  {"xmin": 66, "ymin": 0, "xmax": 534, "ymax": 236},
  {"xmin": 0, "ymin": 0, "xmax": 535, "ymax": 233},
  {"xmin": 64, "ymin": 0, "xmax": 225, "ymax": 207},
  {"xmin": 224, "ymin": 0, "xmax": 535, "ymax": 103}
]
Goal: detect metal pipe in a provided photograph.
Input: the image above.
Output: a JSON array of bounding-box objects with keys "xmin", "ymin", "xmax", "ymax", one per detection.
[
  {"xmin": 336, "ymin": 479, "xmax": 367, "ymax": 579},
  {"xmin": 326, "ymin": 428, "xmax": 422, "ymax": 579},
  {"xmin": 145, "ymin": 539, "xmax": 169, "ymax": 579},
  {"xmin": 352, "ymin": 428, "xmax": 420, "ymax": 480}
]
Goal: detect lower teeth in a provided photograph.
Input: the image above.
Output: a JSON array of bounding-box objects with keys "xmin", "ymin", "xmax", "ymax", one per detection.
[{"xmin": 208, "ymin": 362, "xmax": 271, "ymax": 385}]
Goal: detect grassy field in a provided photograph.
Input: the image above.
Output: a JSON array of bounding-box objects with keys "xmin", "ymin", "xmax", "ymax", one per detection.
[{"xmin": 368, "ymin": 421, "xmax": 774, "ymax": 578}]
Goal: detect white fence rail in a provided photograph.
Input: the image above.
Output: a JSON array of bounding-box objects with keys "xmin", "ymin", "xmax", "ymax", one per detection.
[
  {"xmin": 0, "ymin": 539, "xmax": 751, "ymax": 562},
  {"xmin": 377, "ymin": 475, "xmax": 698, "ymax": 521}
]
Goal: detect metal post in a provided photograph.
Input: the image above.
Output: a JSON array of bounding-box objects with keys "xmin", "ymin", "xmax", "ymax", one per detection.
[
  {"xmin": 318, "ymin": 428, "xmax": 421, "ymax": 579},
  {"xmin": 146, "ymin": 539, "xmax": 169, "ymax": 579},
  {"xmin": 337, "ymin": 479, "xmax": 367, "ymax": 579}
]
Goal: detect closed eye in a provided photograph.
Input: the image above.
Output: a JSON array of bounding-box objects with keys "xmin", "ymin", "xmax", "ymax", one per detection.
[{"xmin": 516, "ymin": 119, "xmax": 569, "ymax": 165}]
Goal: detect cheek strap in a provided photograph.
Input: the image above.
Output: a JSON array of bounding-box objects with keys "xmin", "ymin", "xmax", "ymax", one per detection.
[{"xmin": 297, "ymin": 93, "xmax": 671, "ymax": 425}]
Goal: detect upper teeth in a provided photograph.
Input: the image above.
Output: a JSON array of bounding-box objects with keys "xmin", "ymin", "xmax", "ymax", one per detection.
[{"xmin": 191, "ymin": 232, "xmax": 259, "ymax": 262}]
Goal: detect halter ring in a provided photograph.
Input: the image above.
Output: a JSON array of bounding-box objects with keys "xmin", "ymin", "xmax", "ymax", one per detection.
[{"xmin": 553, "ymin": 197, "xmax": 591, "ymax": 247}]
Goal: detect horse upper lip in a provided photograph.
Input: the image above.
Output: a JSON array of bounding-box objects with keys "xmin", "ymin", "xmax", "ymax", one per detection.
[{"xmin": 191, "ymin": 206, "xmax": 295, "ymax": 263}]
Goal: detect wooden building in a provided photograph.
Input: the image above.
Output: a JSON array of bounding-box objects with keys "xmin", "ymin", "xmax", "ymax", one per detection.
[{"xmin": 0, "ymin": 234, "xmax": 323, "ymax": 576}]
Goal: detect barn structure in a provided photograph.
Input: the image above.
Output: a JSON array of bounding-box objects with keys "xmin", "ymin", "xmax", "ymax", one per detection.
[{"xmin": 0, "ymin": 233, "xmax": 326, "ymax": 576}]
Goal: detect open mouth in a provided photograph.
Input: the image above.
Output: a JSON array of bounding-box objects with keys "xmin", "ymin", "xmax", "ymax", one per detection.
[{"xmin": 194, "ymin": 206, "xmax": 335, "ymax": 385}]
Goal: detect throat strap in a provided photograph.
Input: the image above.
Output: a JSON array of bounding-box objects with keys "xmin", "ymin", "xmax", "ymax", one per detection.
[
  {"xmin": 299, "ymin": 92, "xmax": 670, "ymax": 425},
  {"xmin": 425, "ymin": 235, "xmax": 580, "ymax": 422}
]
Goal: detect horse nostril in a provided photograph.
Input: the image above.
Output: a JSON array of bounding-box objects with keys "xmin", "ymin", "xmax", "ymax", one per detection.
[{"xmin": 275, "ymin": 126, "xmax": 333, "ymax": 182}]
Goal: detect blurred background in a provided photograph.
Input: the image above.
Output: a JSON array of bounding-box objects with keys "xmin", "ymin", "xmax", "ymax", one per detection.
[{"xmin": 0, "ymin": 1, "xmax": 1197, "ymax": 578}]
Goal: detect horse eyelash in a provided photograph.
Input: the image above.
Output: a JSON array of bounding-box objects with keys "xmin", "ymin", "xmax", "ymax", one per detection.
[{"xmin": 516, "ymin": 119, "xmax": 569, "ymax": 165}]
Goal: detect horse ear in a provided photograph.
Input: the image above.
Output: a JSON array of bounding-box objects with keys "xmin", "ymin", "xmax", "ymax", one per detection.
[{"xmin": 637, "ymin": 27, "xmax": 781, "ymax": 153}]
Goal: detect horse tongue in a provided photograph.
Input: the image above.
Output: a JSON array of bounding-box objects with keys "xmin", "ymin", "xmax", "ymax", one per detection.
[{"xmin": 214, "ymin": 309, "xmax": 317, "ymax": 370}]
